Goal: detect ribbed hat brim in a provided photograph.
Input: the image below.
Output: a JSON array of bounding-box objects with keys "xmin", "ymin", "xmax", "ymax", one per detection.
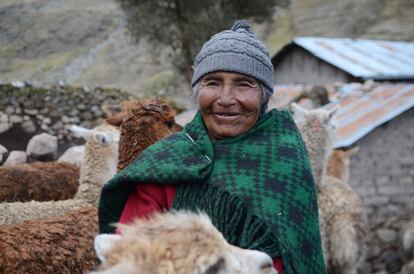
[{"xmin": 191, "ymin": 53, "xmax": 274, "ymax": 93}]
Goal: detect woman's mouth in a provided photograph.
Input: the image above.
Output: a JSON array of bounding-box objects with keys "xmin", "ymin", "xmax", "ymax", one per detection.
[
  {"xmin": 215, "ymin": 112, "xmax": 239, "ymax": 117},
  {"xmin": 212, "ymin": 112, "xmax": 243, "ymax": 122}
]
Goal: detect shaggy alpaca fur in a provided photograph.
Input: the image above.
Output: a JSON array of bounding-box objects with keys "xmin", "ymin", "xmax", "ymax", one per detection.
[
  {"xmin": 0, "ymin": 162, "xmax": 80, "ymax": 202},
  {"xmin": 105, "ymin": 99, "xmax": 182, "ymax": 171},
  {"xmin": 0, "ymin": 122, "xmax": 120, "ymax": 224},
  {"xmin": 0, "ymin": 207, "xmax": 98, "ymax": 274},
  {"xmin": 291, "ymin": 103, "xmax": 339, "ymax": 190},
  {"xmin": 91, "ymin": 211, "xmax": 276, "ymax": 274},
  {"xmin": 74, "ymin": 122, "xmax": 120, "ymax": 205},
  {"xmin": 319, "ymin": 148, "xmax": 368, "ymax": 274},
  {"xmin": 0, "ymin": 100, "xmax": 184, "ymax": 274}
]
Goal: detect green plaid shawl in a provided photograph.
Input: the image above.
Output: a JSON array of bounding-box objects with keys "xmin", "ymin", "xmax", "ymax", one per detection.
[{"xmin": 98, "ymin": 109, "xmax": 326, "ymax": 274}]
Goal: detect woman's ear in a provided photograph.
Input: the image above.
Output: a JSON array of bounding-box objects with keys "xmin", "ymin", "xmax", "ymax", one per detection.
[{"xmin": 94, "ymin": 234, "xmax": 122, "ymax": 262}]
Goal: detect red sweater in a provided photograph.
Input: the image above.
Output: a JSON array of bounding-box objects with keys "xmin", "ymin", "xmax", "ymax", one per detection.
[{"xmin": 118, "ymin": 184, "xmax": 283, "ymax": 273}]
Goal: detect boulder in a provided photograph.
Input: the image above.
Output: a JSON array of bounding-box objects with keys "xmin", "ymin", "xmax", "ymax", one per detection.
[
  {"xmin": 0, "ymin": 123, "xmax": 10, "ymax": 134},
  {"xmin": 58, "ymin": 145, "xmax": 85, "ymax": 167},
  {"xmin": 4, "ymin": 150, "xmax": 27, "ymax": 165},
  {"xmin": 0, "ymin": 144, "xmax": 8, "ymax": 164},
  {"xmin": 400, "ymin": 260, "xmax": 414, "ymax": 274},
  {"xmin": 26, "ymin": 133, "xmax": 58, "ymax": 161},
  {"xmin": 21, "ymin": 120, "xmax": 36, "ymax": 133}
]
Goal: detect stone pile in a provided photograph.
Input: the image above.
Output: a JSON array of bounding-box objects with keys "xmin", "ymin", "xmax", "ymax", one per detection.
[
  {"xmin": 359, "ymin": 212, "xmax": 413, "ymax": 274},
  {"xmin": 0, "ymin": 83, "xmax": 131, "ymax": 141},
  {"xmin": 0, "ymin": 132, "xmax": 84, "ymax": 167}
]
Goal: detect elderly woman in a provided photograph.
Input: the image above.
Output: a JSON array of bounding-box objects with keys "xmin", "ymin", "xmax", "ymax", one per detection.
[{"xmin": 98, "ymin": 20, "xmax": 326, "ymax": 274}]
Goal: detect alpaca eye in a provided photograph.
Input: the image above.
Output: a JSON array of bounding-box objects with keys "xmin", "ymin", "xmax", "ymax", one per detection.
[
  {"xmin": 204, "ymin": 257, "xmax": 225, "ymax": 274},
  {"xmin": 94, "ymin": 133, "xmax": 111, "ymax": 145}
]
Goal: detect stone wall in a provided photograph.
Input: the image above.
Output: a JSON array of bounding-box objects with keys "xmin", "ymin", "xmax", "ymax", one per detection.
[
  {"xmin": 349, "ymin": 107, "xmax": 414, "ymax": 218},
  {"xmin": 0, "ymin": 84, "xmax": 131, "ymax": 154},
  {"xmin": 348, "ymin": 108, "xmax": 414, "ymax": 274}
]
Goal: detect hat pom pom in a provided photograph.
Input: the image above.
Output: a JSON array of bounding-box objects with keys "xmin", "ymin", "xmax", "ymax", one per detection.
[{"xmin": 231, "ymin": 19, "xmax": 253, "ymax": 34}]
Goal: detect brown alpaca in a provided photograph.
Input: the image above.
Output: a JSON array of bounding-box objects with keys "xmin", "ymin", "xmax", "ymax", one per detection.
[
  {"xmin": 106, "ymin": 99, "xmax": 182, "ymax": 171},
  {"xmin": 319, "ymin": 147, "xmax": 368, "ymax": 274},
  {"xmin": 0, "ymin": 99, "xmax": 182, "ymax": 273},
  {"xmin": 0, "ymin": 162, "xmax": 79, "ymax": 202},
  {"xmin": 91, "ymin": 211, "xmax": 277, "ymax": 274},
  {"xmin": 0, "ymin": 208, "xmax": 98, "ymax": 274}
]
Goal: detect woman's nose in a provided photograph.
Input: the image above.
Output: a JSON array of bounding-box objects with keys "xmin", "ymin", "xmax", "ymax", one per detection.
[{"xmin": 217, "ymin": 84, "xmax": 236, "ymax": 106}]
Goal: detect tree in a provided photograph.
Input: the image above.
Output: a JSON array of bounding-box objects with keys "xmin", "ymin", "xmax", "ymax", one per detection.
[{"xmin": 117, "ymin": 0, "xmax": 288, "ymax": 85}]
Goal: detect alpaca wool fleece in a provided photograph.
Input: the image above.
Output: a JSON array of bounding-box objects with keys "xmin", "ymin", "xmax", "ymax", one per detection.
[
  {"xmin": 0, "ymin": 162, "xmax": 79, "ymax": 202},
  {"xmin": 0, "ymin": 207, "xmax": 98, "ymax": 274}
]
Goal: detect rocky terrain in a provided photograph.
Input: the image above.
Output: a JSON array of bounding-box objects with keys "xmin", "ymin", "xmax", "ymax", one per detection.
[
  {"xmin": 0, "ymin": 0, "xmax": 183, "ymax": 105},
  {"xmin": 1, "ymin": 0, "xmax": 414, "ymax": 108},
  {"xmin": 260, "ymin": 0, "xmax": 414, "ymax": 54}
]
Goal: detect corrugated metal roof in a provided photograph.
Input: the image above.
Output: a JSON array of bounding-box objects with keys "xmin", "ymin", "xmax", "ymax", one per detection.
[
  {"xmin": 176, "ymin": 83, "xmax": 414, "ymax": 148},
  {"xmin": 331, "ymin": 83, "xmax": 414, "ymax": 147},
  {"xmin": 270, "ymin": 82, "xmax": 414, "ymax": 148},
  {"xmin": 274, "ymin": 37, "xmax": 414, "ymax": 80}
]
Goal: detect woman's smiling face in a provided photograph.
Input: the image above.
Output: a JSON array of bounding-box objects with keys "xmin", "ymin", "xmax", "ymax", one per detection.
[{"xmin": 197, "ymin": 71, "xmax": 261, "ymax": 140}]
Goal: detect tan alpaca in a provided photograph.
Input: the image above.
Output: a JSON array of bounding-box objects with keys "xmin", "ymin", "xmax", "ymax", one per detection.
[
  {"xmin": 326, "ymin": 148, "xmax": 359, "ymax": 182},
  {"xmin": 91, "ymin": 211, "xmax": 277, "ymax": 274},
  {"xmin": 319, "ymin": 147, "xmax": 368, "ymax": 274}
]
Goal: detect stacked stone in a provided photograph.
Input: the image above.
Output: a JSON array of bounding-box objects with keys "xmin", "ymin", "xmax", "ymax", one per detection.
[
  {"xmin": 0, "ymin": 84, "xmax": 131, "ymax": 140},
  {"xmin": 358, "ymin": 212, "xmax": 412, "ymax": 274}
]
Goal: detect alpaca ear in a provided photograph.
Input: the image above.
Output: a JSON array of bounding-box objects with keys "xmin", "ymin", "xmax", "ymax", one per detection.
[
  {"xmin": 290, "ymin": 102, "xmax": 309, "ymax": 116},
  {"xmin": 70, "ymin": 125, "xmax": 92, "ymax": 141},
  {"xmin": 345, "ymin": 146, "xmax": 359, "ymax": 157},
  {"xmin": 106, "ymin": 112, "xmax": 127, "ymax": 127},
  {"xmin": 94, "ymin": 234, "xmax": 122, "ymax": 262},
  {"xmin": 327, "ymin": 104, "xmax": 340, "ymax": 119}
]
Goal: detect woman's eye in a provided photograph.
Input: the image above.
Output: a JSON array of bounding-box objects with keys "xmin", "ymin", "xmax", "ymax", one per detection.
[
  {"xmin": 206, "ymin": 81, "xmax": 219, "ymax": 86},
  {"xmin": 238, "ymin": 82, "xmax": 253, "ymax": 88}
]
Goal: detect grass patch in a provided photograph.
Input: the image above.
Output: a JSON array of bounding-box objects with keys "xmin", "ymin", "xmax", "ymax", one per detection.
[
  {"xmin": 265, "ymin": 9, "xmax": 294, "ymax": 55},
  {"xmin": 143, "ymin": 70, "xmax": 175, "ymax": 96}
]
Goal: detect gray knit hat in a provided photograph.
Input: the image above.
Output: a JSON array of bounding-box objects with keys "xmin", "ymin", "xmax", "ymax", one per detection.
[{"xmin": 191, "ymin": 19, "xmax": 274, "ymax": 95}]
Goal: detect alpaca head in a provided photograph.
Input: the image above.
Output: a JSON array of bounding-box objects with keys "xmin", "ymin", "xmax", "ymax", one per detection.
[
  {"xmin": 326, "ymin": 147, "xmax": 359, "ymax": 182},
  {"xmin": 91, "ymin": 211, "xmax": 277, "ymax": 274},
  {"xmin": 106, "ymin": 99, "xmax": 182, "ymax": 171},
  {"xmin": 70, "ymin": 122, "xmax": 120, "ymax": 200},
  {"xmin": 291, "ymin": 103, "xmax": 340, "ymax": 189}
]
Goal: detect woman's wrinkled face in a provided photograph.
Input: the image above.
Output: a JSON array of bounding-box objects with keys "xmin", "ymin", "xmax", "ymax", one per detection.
[{"xmin": 197, "ymin": 71, "xmax": 261, "ymax": 140}]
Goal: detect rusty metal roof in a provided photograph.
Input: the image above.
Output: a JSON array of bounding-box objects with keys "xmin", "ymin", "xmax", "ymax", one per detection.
[
  {"xmin": 176, "ymin": 83, "xmax": 414, "ymax": 148},
  {"xmin": 272, "ymin": 37, "xmax": 414, "ymax": 81},
  {"xmin": 270, "ymin": 82, "xmax": 414, "ymax": 148}
]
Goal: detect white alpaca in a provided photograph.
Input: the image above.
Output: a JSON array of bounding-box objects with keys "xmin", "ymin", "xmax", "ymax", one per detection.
[
  {"xmin": 92, "ymin": 211, "xmax": 277, "ymax": 274},
  {"xmin": 291, "ymin": 103, "xmax": 339, "ymax": 190},
  {"xmin": 0, "ymin": 122, "xmax": 120, "ymax": 224}
]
